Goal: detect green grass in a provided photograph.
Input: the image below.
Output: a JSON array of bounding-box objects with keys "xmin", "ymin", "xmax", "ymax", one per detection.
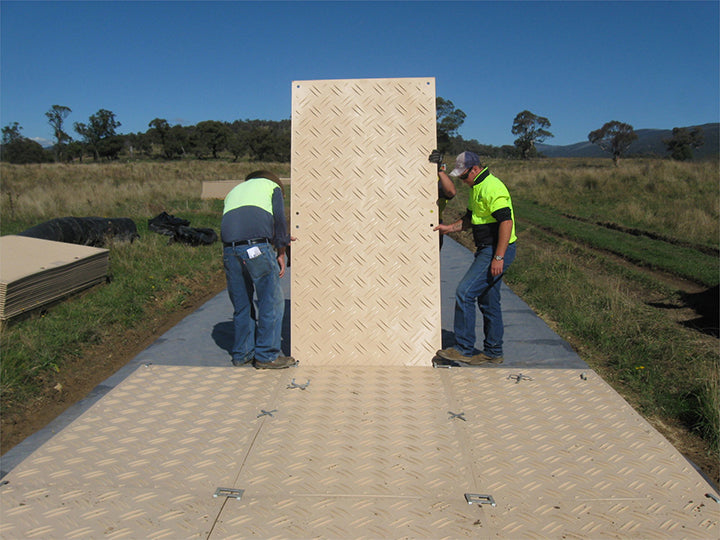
[
  {"xmin": 0, "ymin": 210, "xmax": 225, "ymax": 410},
  {"xmin": 513, "ymin": 198, "xmax": 719, "ymax": 287}
]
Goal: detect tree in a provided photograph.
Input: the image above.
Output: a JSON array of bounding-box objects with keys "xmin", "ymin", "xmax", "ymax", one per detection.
[
  {"xmin": 74, "ymin": 109, "xmax": 121, "ymax": 160},
  {"xmin": 191, "ymin": 120, "xmax": 229, "ymax": 159},
  {"xmin": 512, "ymin": 110, "xmax": 553, "ymax": 159},
  {"xmin": 663, "ymin": 126, "xmax": 704, "ymax": 161},
  {"xmin": 588, "ymin": 121, "xmax": 638, "ymax": 165},
  {"xmin": 227, "ymin": 131, "xmax": 248, "ymax": 161},
  {"xmin": 45, "ymin": 105, "xmax": 72, "ymax": 162},
  {"xmin": 164, "ymin": 125, "xmax": 188, "ymax": 159},
  {"xmin": 1, "ymin": 122, "xmax": 23, "ymax": 145},
  {"xmin": 436, "ymin": 97, "xmax": 466, "ymax": 153},
  {"xmin": 1, "ymin": 122, "xmax": 49, "ymax": 164},
  {"xmin": 148, "ymin": 118, "xmax": 170, "ymax": 157},
  {"xmin": 97, "ymin": 135, "xmax": 124, "ymax": 160}
]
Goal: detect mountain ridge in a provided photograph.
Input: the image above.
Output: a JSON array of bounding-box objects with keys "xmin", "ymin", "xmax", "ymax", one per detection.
[{"xmin": 536, "ymin": 123, "xmax": 718, "ymax": 159}]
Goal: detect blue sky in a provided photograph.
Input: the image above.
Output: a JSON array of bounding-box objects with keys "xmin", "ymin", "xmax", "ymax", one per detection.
[{"xmin": 1, "ymin": 0, "xmax": 718, "ymax": 147}]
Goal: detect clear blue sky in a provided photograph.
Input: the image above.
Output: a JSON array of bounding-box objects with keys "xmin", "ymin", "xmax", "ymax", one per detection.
[{"xmin": 1, "ymin": 0, "xmax": 718, "ymax": 147}]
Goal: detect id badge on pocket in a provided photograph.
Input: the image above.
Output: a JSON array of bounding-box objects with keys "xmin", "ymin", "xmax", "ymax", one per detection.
[{"xmin": 247, "ymin": 246, "xmax": 262, "ymax": 259}]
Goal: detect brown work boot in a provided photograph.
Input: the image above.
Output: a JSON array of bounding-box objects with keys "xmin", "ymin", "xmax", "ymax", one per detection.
[
  {"xmin": 436, "ymin": 347, "xmax": 474, "ymax": 363},
  {"xmin": 467, "ymin": 352, "xmax": 504, "ymax": 365},
  {"xmin": 253, "ymin": 356, "xmax": 297, "ymax": 369}
]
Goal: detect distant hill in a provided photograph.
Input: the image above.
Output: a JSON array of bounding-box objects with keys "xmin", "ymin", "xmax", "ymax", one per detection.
[{"xmin": 537, "ymin": 123, "xmax": 719, "ymax": 159}]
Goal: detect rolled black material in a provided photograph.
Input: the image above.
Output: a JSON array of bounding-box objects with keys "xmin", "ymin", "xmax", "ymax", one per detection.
[{"xmin": 18, "ymin": 217, "xmax": 139, "ymax": 247}]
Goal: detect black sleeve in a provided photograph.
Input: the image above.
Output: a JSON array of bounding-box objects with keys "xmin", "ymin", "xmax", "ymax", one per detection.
[{"xmin": 491, "ymin": 207, "xmax": 512, "ymax": 222}]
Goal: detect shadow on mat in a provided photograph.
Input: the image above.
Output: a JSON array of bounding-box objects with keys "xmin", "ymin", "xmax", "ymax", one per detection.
[{"xmin": 211, "ymin": 300, "xmax": 292, "ymax": 357}]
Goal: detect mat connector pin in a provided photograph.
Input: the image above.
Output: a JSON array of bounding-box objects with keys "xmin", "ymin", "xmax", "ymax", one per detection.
[
  {"xmin": 507, "ymin": 373, "xmax": 533, "ymax": 384},
  {"xmin": 214, "ymin": 487, "xmax": 244, "ymax": 500},
  {"xmin": 465, "ymin": 493, "xmax": 496, "ymax": 507}
]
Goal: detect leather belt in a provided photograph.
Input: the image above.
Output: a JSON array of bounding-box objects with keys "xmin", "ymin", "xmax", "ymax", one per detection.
[{"xmin": 223, "ymin": 237, "xmax": 271, "ymax": 248}]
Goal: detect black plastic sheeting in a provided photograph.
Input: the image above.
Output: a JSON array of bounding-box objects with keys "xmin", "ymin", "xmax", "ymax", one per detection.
[
  {"xmin": 148, "ymin": 212, "xmax": 218, "ymax": 246},
  {"xmin": 18, "ymin": 217, "xmax": 139, "ymax": 247}
]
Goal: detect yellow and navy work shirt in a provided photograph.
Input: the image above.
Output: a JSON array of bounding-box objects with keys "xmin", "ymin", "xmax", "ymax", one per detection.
[
  {"xmin": 464, "ymin": 168, "xmax": 517, "ymax": 248},
  {"xmin": 221, "ymin": 177, "xmax": 290, "ymax": 248}
]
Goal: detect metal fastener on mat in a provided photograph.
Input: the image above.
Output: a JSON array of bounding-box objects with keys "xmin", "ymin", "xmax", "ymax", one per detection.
[
  {"xmin": 214, "ymin": 487, "xmax": 244, "ymax": 500},
  {"xmin": 507, "ymin": 373, "xmax": 533, "ymax": 384},
  {"xmin": 287, "ymin": 378, "xmax": 310, "ymax": 390},
  {"xmin": 465, "ymin": 493, "xmax": 496, "ymax": 506}
]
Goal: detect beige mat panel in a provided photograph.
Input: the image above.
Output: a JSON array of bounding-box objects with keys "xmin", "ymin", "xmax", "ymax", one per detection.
[
  {"xmin": 1, "ymin": 366, "xmax": 717, "ymax": 539},
  {"xmin": 202, "ymin": 179, "xmax": 291, "ymax": 199},
  {"xmin": 201, "ymin": 180, "xmax": 242, "ymax": 200},
  {"xmin": 290, "ymin": 78, "xmax": 440, "ymax": 367},
  {"xmin": 0, "ymin": 235, "xmax": 108, "ymax": 320}
]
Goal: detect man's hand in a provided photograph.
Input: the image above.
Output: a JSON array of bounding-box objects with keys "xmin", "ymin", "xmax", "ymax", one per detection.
[
  {"xmin": 277, "ymin": 236, "xmax": 297, "ymax": 278},
  {"xmin": 490, "ymin": 259, "xmax": 504, "ymax": 277},
  {"xmin": 277, "ymin": 253, "xmax": 287, "ymax": 278},
  {"xmin": 429, "ymin": 150, "xmax": 444, "ymax": 172}
]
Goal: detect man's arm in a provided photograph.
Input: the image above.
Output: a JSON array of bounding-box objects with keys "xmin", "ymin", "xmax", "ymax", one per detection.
[
  {"xmin": 491, "ymin": 219, "xmax": 513, "ymax": 277},
  {"xmin": 438, "ymin": 170, "xmax": 456, "ymax": 198},
  {"xmin": 434, "ymin": 209, "xmax": 470, "ymax": 234}
]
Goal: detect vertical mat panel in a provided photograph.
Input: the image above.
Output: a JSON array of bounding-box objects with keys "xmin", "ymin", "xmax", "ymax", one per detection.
[{"xmin": 291, "ymin": 78, "xmax": 440, "ymax": 366}]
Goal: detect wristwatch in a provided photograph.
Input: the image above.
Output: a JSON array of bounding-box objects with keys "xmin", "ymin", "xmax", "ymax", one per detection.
[{"xmin": 493, "ymin": 255, "xmax": 504, "ymax": 261}]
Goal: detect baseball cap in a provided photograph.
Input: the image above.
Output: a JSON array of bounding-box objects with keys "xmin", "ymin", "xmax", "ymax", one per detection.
[{"xmin": 450, "ymin": 151, "xmax": 481, "ymax": 177}]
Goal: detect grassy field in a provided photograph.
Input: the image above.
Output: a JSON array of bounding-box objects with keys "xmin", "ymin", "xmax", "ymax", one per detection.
[{"xmin": 1, "ymin": 157, "xmax": 718, "ymax": 483}]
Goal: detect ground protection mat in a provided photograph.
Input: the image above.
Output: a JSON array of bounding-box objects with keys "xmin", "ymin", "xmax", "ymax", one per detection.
[
  {"xmin": 0, "ymin": 235, "xmax": 109, "ymax": 320},
  {"xmin": 1, "ymin": 365, "xmax": 717, "ymax": 539},
  {"xmin": 290, "ymin": 78, "xmax": 440, "ymax": 367}
]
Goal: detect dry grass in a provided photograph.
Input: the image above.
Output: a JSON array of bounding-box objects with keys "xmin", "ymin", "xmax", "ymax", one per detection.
[
  {"xmin": 1, "ymin": 161, "xmax": 290, "ymax": 228},
  {"xmin": 488, "ymin": 158, "xmax": 719, "ymax": 249}
]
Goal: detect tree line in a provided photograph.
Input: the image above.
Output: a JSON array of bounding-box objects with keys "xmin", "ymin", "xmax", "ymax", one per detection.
[{"xmin": 0, "ymin": 99, "xmax": 706, "ymax": 165}]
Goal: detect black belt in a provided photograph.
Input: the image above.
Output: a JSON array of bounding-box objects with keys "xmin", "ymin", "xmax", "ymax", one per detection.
[{"xmin": 223, "ymin": 237, "xmax": 271, "ymax": 248}]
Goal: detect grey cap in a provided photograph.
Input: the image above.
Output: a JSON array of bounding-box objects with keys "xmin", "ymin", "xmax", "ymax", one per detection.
[{"xmin": 450, "ymin": 151, "xmax": 481, "ymax": 177}]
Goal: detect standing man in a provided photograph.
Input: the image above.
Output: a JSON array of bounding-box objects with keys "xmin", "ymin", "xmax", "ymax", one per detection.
[
  {"xmin": 434, "ymin": 151, "xmax": 517, "ymax": 364},
  {"xmin": 429, "ymin": 150, "xmax": 456, "ymax": 249},
  {"xmin": 221, "ymin": 170, "xmax": 296, "ymax": 369}
]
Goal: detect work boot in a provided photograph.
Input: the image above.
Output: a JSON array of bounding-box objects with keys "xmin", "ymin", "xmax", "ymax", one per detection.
[
  {"xmin": 467, "ymin": 352, "xmax": 504, "ymax": 365},
  {"xmin": 436, "ymin": 347, "xmax": 474, "ymax": 363},
  {"xmin": 231, "ymin": 357, "xmax": 252, "ymax": 366},
  {"xmin": 253, "ymin": 356, "xmax": 297, "ymax": 369}
]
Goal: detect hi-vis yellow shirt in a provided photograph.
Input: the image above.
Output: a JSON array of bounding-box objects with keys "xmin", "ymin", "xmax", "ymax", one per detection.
[
  {"xmin": 467, "ymin": 168, "xmax": 517, "ymax": 245},
  {"xmin": 220, "ymin": 177, "xmax": 290, "ymax": 247}
]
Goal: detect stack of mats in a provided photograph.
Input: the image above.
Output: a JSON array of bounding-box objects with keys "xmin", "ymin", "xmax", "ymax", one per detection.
[{"xmin": 0, "ymin": 235, "xmax": 109, "ymax": 320}]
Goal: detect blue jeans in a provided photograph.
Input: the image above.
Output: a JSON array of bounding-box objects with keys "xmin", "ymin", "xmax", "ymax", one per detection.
[
  {"xmin": 223, "ymin": 243, "xmax": 284, "ymax": 364},
  {"xmin": 453, "ymin": 243, "xmax": 517, "ymax": 358}
]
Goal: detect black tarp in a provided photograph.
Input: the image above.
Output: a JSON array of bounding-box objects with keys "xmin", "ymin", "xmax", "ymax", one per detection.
[
  {"xmin": 18, "ymin": 217, "xmax": 139, "ymax": 247},
  {"xmin": 148, "ymin": 212, "xmax": 217, "ymax": 246}
]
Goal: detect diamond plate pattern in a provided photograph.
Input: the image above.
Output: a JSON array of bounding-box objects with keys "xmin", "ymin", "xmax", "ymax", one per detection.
[
  {"xmin": 290, "ymin": 78, "xmax": 440, "ymax": 366},
  {"xmin": 1, "ymin": 366, "xmax": 718, "ymax": 539}
]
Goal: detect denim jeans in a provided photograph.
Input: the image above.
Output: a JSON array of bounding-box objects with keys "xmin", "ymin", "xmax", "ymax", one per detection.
[
  {"xmin": 223, "ymin": 243, "xmax": 284, "ymax": 364},
  {"xmin": 453, "ymin": 242, "xmax": 517, "ymax": 358}
]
